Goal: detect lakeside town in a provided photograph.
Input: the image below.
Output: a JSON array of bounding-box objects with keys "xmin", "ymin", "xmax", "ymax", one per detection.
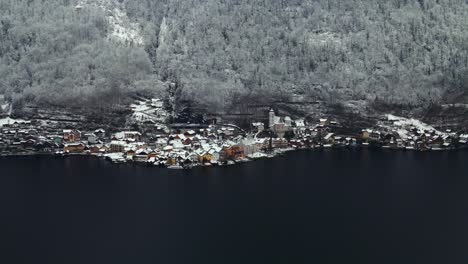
[{"xmin": 1, "ymin": 98, "xmax": 468, "ymax": 169}]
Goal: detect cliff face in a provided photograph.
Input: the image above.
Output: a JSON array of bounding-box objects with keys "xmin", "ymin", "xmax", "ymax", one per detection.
[{"xmin": 1, "ymin": 0, "xmax": 468, "ymax": 122}]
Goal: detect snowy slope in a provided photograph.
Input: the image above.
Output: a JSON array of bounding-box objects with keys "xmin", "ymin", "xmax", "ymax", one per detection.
[
  {"xmin": 78, "ymin": 0, "xmax": 144, "ymax": 45},
  {"xmin": 378, "ymin": 114, "xmax": 446, "ymax": 139}
]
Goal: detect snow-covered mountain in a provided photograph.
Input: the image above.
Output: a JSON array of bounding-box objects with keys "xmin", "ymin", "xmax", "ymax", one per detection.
[{"xmin": 1, "ymin": 0, "xmax": 468, "ymax": 127}]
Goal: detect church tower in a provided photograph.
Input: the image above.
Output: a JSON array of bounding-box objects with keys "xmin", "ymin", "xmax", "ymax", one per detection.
[{"xmin": 268, "ymin": 108, "xmax": 275, "ymax": 128}]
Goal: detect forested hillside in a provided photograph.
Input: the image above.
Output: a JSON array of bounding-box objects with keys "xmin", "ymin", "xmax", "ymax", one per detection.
[
  {"xmin": 1, "ymin": 0, "xmax": 468, "ymax": 114},
  {"xmin": 0, "ymin": 0, "xmax": 159, "ymax": 109}
]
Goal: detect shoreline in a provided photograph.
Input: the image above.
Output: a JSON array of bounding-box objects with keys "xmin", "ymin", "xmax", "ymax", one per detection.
[{"xmin": 2, "ymin": 146, "xmax": 466, "ymax": 168}]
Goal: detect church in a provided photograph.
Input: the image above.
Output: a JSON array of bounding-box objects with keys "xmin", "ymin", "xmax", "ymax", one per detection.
[{"xmin": 268, "ymin": 108, "xmax": 291, "ymax": 138}]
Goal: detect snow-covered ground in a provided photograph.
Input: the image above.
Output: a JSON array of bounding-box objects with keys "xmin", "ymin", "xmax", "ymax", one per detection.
[
  {"xmin": 441, "ymin": 103, "xmax": 468, "ymax": 109},
  {"xmin": 1, "ymin": 103, "xmax": 8, "ymax": 113},
  {"xmin": 307, "ymin": 31, "xmax": 344, "ymax": 48},
  {"xmin": 0, "ymin": 95, "xmax": 8, "ymax": 114},
  {"xmin": 0, "ymin": 118, "xmax": 27, "ymax": 127},
  {"xmin": 0, "ymin": 100, "xmax": 20, "ymax": 127},
  {"xmin": 78, "ymin": 0, "xmax": 144, "ymax": 45},
  {"xmin": 129, "ymin": 98, "xmax": 169, "ymax": 129},
  {"xmin": 379, "ymin": 114, "xmax": 444, "ymax": 139}
]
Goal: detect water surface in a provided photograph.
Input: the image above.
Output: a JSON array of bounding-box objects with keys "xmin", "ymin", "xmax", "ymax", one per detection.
[{"xmin": 1, "ymin": 150, "xmax": 468, "ymax": 263}]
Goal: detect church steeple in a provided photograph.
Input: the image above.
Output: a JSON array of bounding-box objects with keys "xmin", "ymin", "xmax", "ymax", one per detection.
[{"xmin": 268, "ymin": 108, "xmax": 275, "ymax": 128}]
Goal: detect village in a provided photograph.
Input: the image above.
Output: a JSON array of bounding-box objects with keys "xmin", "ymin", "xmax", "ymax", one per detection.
[{"xmin": 1, "ymin": 98, "xmax": 468, "ymax": 169}]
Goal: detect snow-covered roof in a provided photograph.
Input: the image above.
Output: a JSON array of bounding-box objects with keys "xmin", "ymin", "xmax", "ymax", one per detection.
[
  {"xmin": 124, "ymin": 131, "xmax": 141, "ymax": 135},
  {"xmin": 324, "ymin": 133, "xmax": 334, "ymax": 140},
  {"xmin": 163, "ymin": 146, "xmax": 173, "ymax": 151},
  {"xmin": 274, "ymin": 116, "xmax": 282, "ymax": 124},
  {"xmin": 171, "ymin": 140, "xmax": 184, "ymax": 149},
  {"xmin": 110, "ymin": 140, "xmax": 126, "ymax": 145},
  {"xmin": 295, "ymin": 119, "xmax": 305, "ymax": 127}
]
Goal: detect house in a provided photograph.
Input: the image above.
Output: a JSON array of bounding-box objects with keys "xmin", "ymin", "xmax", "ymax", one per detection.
[
  {"xmin": 94, "ymin": 129, "xmax": 106, "ymax": 138},
  {"xmin": 183, "ymin": 137, "xmax": 193, "ymax": 146},
  {"xmin": 134, "ymin": 149, "xmax": 149, "ymax": 162},
  {"xmin": 63, "ymin": 129, "xmax": 81, "ymax": 142},
  {"xmin": 174, "ymin": 134, "xmax": 187, "ymax": 141},
  {"xmin": 170, "ymin": 123, "xmax": 210, "ymax": 134},
  {"xmin": 34, "ymin": 141, "xmax": 49, "ymax": 152},
  {"xmin": 252, "ymin": 122, "xmax": 265, "ymax": 133},
  {"xmin": 459, "ymin": 134, "xmax": 468, "ymax": 145},
  {"xmin": 208, "ymin": 148, "xmax": 220, "ymax": 162},
  {"xmin": 85, "ymin": 133, "xmax": 98, "ymax": 144},
  {"xmin": 443, "ymin": 134, "xmax": 457, "ymax": 145},
  {"xmin": 199, "ymin": 152, "xmax": 213, "ymax": 163},
  {"xmin": 163, "ymin": 145, "xmax": 174, "ymax": 152},
  {"xmin": 320, "ymin": 118, "xmax": 330, "ymax": 126},
  {"xmin": 126, "ymin": 149, "xmax": 136, "ymax": 160},
  {"xmin": 218, "ymin": 149, "xmax": 228, "ymax": 162},
  {"xmin": 207, "ymin": 133, "xmax": 217, "ymax": 140},
  {"xmin": 396, "ymin": 139, "xmax": 406, "ymax": 149},
  {"xmin": 324, "ymin": 133, "xmax": 335, "ymax": 144},
  {"xmin": 295, "ymin": 119, "xmax": 305, "ymax": 128},
  {"xmin": 64, "ymin": 143, "xmax": 85, "ymax": 153},
  {"xmin": 239, "ymin": 137, "xmax": 259, "ymax": 156},
  {"xmin": 26, "ymin": 129, "xmax": 38, "ymax": 136},
  {"xmin": 289, "ymin": 139, "xmax": 303, "ymax": 148},
  {"xmin": 191, "ymin": 136, "xmax": 201, "ymax": 145},
  {"xmin": 361, "ymin": 129, "xmax": 371, "ymax": 140},
  {"xmin": 154, "ymin": 137, "xmax": 168, "ymax": 149},
  {"xmin": 89, "ymin": 145, "xmax": 101, "ymax": 154},
  {"xmin": 23, "ymin": 138, "xmax": 36, "ymax": 148},
  {"xmin": 224, "ymin": 145, "xmax": 244, "ymax": 160},
  {"xmin": 166, "ymin": 155, "xmax": 178, "ymax": 166},
  {"xmin": 124, "ymin": 131, "xmax": 142, "ymax": 141},
  {"xmin": 362, "ymin": 129, "xmax": 381, "ymax": 141},
  {"xmin": 184, "ymin": 130, "xmax": 197, "ymax": 137},
  {"xmin": 170, "ymin": 140, "xmax": 185, "ymax": 150},
  {"xmin": 110, "ymin": 141, "xmax": 126, "ymax": 153},
  {"xmin": 148, "ymin": 150, "xmax": 158, "ymax": 159},
  {"xmin": 271, "ymin": 138, "xmax": 289, "ymax": 148},
  {"xmin": 333, "ymin": 136, "xmax": 346, "ymax": 146},
  {"xmin": 186, "ymin": 152, "xmax": 200, "ymax": 163},
  {"xmin": 114, "ymin": 131, "xmax": 142, "ymax": 142},
  {"xmin": 48, "ymin": 134, "xmax": 62, "ymax": 144},
  {"xmin": 428, "ymin": 135, "xmax": 444, "ymax": 148},
  {"xmin": 224, "ymin": 128, "xmax": 236, "ymax": 136},
  {"xmin": 255, "ymin": 138, "xmax": 269, "ymax": 150}
]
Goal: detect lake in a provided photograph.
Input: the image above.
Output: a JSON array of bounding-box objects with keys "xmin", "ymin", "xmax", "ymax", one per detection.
[{"xmin": 1, "ymin": 149, "xmax": 468, "ymax": 264}]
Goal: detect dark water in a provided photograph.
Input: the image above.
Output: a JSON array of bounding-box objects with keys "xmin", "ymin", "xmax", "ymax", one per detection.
[{"xmin": 1, "ymin": 150, "xmax": 468, "ymax": 264}]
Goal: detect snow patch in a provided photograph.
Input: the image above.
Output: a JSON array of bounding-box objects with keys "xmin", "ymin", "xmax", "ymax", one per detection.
[
  {"xmin": 307, "ymin": 31, "xmax": 343, "ymax": 47},
  {"xmin": 1, "ymin": 103, "xmax": 9, "ymax": 113},
  {"xmin": 78, "ymin": 0, "xmax": 144, "ymax": 46}
]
